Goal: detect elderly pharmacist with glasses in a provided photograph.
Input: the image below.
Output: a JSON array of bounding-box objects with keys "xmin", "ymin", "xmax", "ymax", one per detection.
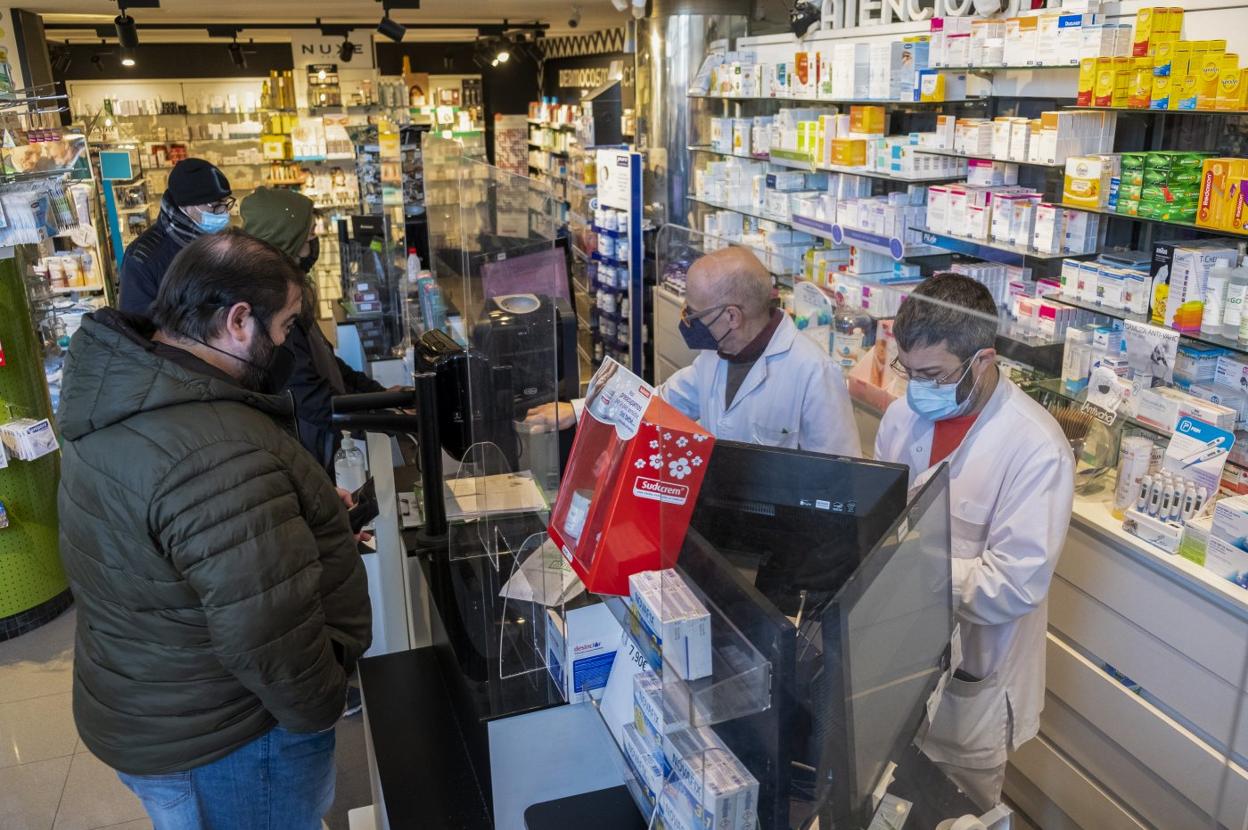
[
  {"xmin": 526, "ymin": 245, "xmax": 860, "ymax": 456},
  {"xmin": 119, "ymin": 158, "xmax": 235, "ymax": 314},
  {"xmin": 875, "ymin": 272, "xmax": 1075, "ymax": 811}
]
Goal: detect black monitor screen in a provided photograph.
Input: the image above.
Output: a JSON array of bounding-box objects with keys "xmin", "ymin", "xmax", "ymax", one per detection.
[
  {"xmin": 689, "ymin": 441, "xmax": 910, "ymax": 617},
  {"xmin": 817, "ymin": 464, "xmax": 953, "ymax": 827}
]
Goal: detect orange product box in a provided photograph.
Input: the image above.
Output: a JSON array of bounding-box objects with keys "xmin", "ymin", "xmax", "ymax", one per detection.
[
  {"xmin": 1226, "ymin": 159, "xmax": 1248, "ymax": 233},
  {"xmin": 1197, "ymin": 157, "xmax": 1233, "ymax": 229},
  {"xmin": 1077, "ymin": 58, "xmax": 1097, "ymax": 106},
  {"xmin": 548, "ymin": 359, "xmax": 716, "ymax": 596},
  {"xmin": 849, "ymin": 105, "xmax": 886, "ymax": 135}
]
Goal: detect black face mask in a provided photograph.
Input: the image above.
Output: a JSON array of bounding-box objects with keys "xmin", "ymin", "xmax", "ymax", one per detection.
[
  {"xmin": 190, "ymin": 320, "xmax": 296, "ymax": 395},
  {"xmin": 297, "ymin": 237, "xmax": 320, "ymax": 274}
]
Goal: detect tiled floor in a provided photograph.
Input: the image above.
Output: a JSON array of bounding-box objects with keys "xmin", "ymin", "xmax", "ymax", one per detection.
[{"xmin": 0, "ymin": 605, "xmax": 369, "ymax": 830}]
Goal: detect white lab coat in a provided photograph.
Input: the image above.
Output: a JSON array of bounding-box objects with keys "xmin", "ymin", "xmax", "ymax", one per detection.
[
  {"xmin": 874, "ymin": 376, "xmax": 1074, "ymax": 769},
  {"xmin": 659, "ymin": 314, "xmax": 861, "ymax": 457}
]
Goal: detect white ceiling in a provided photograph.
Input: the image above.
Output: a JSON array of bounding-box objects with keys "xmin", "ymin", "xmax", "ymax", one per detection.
[{"xmin": 36, "ymin": 0, "xmax": 627, "ymax": 42}]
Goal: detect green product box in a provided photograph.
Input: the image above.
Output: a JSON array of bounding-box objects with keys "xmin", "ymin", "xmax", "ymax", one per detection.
[
  {"xmin": 1119, "ymin": 183, "xmax": 1142, "ymax": 201},
  {"xmin": 1117, "ymin": 199, "xmax": 1140, "ymax": 216}
]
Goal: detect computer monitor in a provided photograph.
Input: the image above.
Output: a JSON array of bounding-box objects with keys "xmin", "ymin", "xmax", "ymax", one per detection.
[
  {"xmin": 815, "ymin": 465, "xmax": 954, "ymax": 828},
  {"xmin": 689, "ymin": 441, "xmax": 910, "ymax": 617}
]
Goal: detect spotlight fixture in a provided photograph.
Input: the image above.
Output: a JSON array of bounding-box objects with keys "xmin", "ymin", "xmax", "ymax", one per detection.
[
  {"xmin": 114, "ymin": 11, "xmax": 138, "ymax": 49},
  {"xmin": 495, "ymin": 46, "xmax": 510, "ymax": 64},
  {"xmin": 338, "ymin": 36, "xmax": 355, "ymax": 63},
  {"xmin": 121, "ymin": 49, "xmax": 136, "ymax": 67},
  {"xmin": 228, "ymin": 39, "xmax": 246, "ymax": 68},
  {"xmin": 377, "ymin": 4, "xmax": 405, "ymax": 42},
  {"xmin": 568, "ymin": 5, "xmax": 581, "ymax": 28},
  {"xmin": 51, "ymin": 41, "xmax": 72, "ymax": 74}
]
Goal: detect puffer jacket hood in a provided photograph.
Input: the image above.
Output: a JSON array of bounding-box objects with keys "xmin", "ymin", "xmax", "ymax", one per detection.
[
  {"xmin": 58, "ymin": 308, "xmax": 371, "ymax": 776},
  {"xmin": 58, "ymin": 308, "xmax": 290, "ymax": 441}
]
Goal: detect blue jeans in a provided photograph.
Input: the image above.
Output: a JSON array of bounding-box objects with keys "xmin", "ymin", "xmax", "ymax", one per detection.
[{"xmin": 117, "ymin": 726, "xmax": 336, "ymax": 830}]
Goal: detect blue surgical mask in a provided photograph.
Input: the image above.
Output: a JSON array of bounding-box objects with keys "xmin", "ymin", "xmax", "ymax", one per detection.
[
  {"xmin": 195, "ymin": 210, "xmax": 231, "ymax": 234},
  {"xmin": 905, "ymin": 350, "xmax": 984, "ymax": 421},
  {"xmin": 679, "ymin": 306, "xmax": 727, "ymax": 351}
]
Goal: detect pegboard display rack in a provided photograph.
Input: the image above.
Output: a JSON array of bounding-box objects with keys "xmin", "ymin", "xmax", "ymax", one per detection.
[{"xmin": 0, "ymin": 247, "xmax": 69, "ymax": 641}]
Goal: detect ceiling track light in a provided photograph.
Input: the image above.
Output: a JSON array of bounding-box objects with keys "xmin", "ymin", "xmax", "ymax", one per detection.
[
  {"xmin": 338, "ymin": 36, "xmax": 355, "ymax": 63},
  {"xmin": 228, "ymin": 39, "xmax": 246, "ymax": 68},
  {"xmin": 120, "ymin": 48, "xmax": 136, "ymax": 67},
  {"xmin": 377, "ymin": 4, "xmax": 406, "ymax": 42},
  {"xmin": 114, "ymin": 12, "xmax": 138, "ymax": 49}
]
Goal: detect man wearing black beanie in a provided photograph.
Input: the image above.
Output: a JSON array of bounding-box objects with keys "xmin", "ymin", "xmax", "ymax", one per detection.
[{"xmin": 118, "ymin": 158, "xmax": 234, "ymax": 313}]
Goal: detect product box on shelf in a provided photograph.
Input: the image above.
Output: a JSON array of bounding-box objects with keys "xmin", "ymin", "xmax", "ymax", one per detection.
[
  {"xmin": 1178, "ymin": 514, "xmax": 1213, "ymax": 564},
  {"xmin": 545, "ymin": 603, "xmax": 621, "ymax": 705},
  {"xmin": 634, "ymin": 668, "xmax": 677, "ymax": 743},
  {"xmin": 1212, "ymin": 493, "xmax": 1248, "ymax": 550},
  {"xmin": 666, "ymin": 727, "xmax": 760, "ymax": 830},
  {"xmin": 621, "ymin": 723, "xmax": 668, "ymax": 807},
  {"xmin": 1202, "ymin": 534, "xmax": 1248, "ymax": 587},
  {"xmin": 629, "ymin": 569, "xmax": 712, "ymax": 681},
  {"xmin": 548, "ymin": 360, "xmax": 715, "ymax": 596}
]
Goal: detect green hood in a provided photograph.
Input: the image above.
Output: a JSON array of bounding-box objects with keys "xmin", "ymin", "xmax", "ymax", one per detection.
[
  {"xmin": 57, "ymin": 309, "xmax": 291, "ymax": 442},
  {"xmin": 240, "ymin": 187, "xmax": 314, "ymax": 260}
]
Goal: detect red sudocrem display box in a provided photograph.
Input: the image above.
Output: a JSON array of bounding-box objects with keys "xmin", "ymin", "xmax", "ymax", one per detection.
[{"xmin": 548, "ymin": 359, "xmax": 715, "ymax": 596}]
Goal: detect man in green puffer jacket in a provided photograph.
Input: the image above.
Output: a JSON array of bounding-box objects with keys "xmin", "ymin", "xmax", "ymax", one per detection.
[{"xmin": 57, "ymin": 229, "xmax": 372, "ymax": 829}]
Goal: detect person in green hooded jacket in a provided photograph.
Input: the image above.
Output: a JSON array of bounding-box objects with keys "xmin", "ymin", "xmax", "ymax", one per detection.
[{"xmin": 241, "ymin": 187, "xmax": 386, "ymax": 472}]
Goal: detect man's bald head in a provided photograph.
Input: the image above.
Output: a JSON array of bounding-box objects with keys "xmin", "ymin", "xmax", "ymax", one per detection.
[{"xmin": 686, "ymin": 246, "xmax": 773, "ymax": 321}]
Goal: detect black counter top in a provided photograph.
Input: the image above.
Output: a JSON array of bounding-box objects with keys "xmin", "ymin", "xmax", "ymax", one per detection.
[{"xmin": 358, "ymin": 648, "xmax": 492, "ymax": 830}]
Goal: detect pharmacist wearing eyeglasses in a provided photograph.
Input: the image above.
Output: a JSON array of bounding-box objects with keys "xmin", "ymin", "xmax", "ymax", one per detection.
[
  {"xmin": 874, "ymin": 273, "xmax": 1075, "ymax": 811},
  {"xmin": 526, "ymin": 245, "xmax": 861, "ymax": 457}
]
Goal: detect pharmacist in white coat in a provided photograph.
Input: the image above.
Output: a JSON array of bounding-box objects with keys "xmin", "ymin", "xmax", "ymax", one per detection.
[
  {"xmin": 526, "ymin": 246, "xmax": 860, "ymax": 456},
  {"xmin": 874, "ymin": 273, "xmax": 1075, "ymax": 810}
]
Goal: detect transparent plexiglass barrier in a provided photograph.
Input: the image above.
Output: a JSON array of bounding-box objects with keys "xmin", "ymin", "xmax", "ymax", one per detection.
[{"xmin": 417, "ymin": 140, "xmax": 568, "ymax": 569}]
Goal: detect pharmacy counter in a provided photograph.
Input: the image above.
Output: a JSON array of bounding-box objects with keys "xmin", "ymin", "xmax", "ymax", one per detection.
[{"xmin": 1004, "ymin": 490, "xmax": 1248, "ymax": 829}]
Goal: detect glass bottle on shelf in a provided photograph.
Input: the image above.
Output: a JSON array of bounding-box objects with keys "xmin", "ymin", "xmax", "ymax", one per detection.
[{"xmin": 832, "ymin": 301, "xmax": 876, "ymax": 372}]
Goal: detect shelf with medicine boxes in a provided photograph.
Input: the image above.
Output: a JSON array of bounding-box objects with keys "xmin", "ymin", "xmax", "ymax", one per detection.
[
  {"xmin": 915, "ymin": 227, "xmax": 1089, "ymax": 266},
  {"xmin": 685, "ymin": 194, "xmax": 800, "ymax": 231},
  {"xmin": 916, "ymin": 147, "xmax": 1066, "ymax": 169},
  {"xmin": 1060, "ymin": 203, "xmax": 1248, "ymax": 241},
  {"xmin": 933, "ymin": 64, "xmax": 1082, "ymax": 72},
  {"xmin": 691, "ymin": 144, "xmax": 966, "ymax": 183},
  {"xmin": 598, "ymin": 584, "xmax": 773, "ymax": 729},
  {"xmin": 1049, "ymin": 292, "xmax": 1248, "ymax": 357},
  {"xmin": 688, "ymin": 93, "xmax": 989, "ymax": 108},
  {"xmin": 1065, "ymin": 105, "xmax": 1248, "ymax": 117},
  {"xmin": 791, "ymin": 215, "xmax": 946, "ymax": 260}
]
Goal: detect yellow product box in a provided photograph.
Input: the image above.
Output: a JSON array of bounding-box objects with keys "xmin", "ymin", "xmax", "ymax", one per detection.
[
  {"xmin": 1218, "ymin": 68, "xmax": 1248, "ymax": 111},
  {"xmin": 1151, "ymin": 73, "xmax": 1173, "ymax": 109},
  {"xmin": 1153, "ymin": 41, "xmax": 1176, "ymax": 76},
  {"xmin": 1063, "ymin": 155, "xmax": 1110, "ymax": 209},
  {"xmin": 1077, "ymin": 58, "xmax": 1097, "ymax": 106},
  {"xmin": 1094, "ymin": 57, "xmax": 1118, "ymax": 106},
  {"xmin": 1167, "ymin": 6, "xmax": 1184, "ymax": 37},
  {"xmin": 919, "ymin": 73, "xmax": 945, "ymax": 102},
  {"xmin": 1174, "ymin": 72, "xmax": 1200, "ymax": 109},
  {"xmin": 1172, "ymin": 42, "xmax": 1194, "ymax": 76},
  {"xmin": 849, "ymin": 105, "xmax": 886, "ymax": 136},
  {"xmin": 1129, "ymin": 58, "xmax": 1154, "ymax": 108},
  {"xmin": 1197, "ymin": 47, "xmax": 1229, "ymax": 110},
  {"xmin": 1133, "ymin": 7, "xmax": 1159, "ymax": 57},
  {"xmin": 1202, "ymin": 53, "xmax": 1240, "ymax": 110},
  {"xmin": 831, "ymin": 138, "xmax": 867, "ymax": 167}
]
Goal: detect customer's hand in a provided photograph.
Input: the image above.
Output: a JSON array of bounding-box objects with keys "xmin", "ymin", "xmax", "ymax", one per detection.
[
  {"xmin": 524, "ymin": 401, "xmax": 577, "ymax": 433},
  {"xmin": 335, "ymin": 487, "xmax": 373, "ymax": 543}
]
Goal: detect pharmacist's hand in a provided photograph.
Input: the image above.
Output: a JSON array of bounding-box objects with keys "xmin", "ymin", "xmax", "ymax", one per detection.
[{"xmin": 524, "ymin": 401, "xmax": 577, "ymax": 432}]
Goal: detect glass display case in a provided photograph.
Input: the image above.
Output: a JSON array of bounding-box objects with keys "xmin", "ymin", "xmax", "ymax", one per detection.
[{"xmin": 572, "ymin": 433, "xmax": 958, "ymax": 829}]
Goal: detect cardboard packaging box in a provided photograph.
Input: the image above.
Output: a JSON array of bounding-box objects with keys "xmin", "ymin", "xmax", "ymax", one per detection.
[
  {"xmin": 545, "ymin": 603, "xmax": 621, "ymax": 704},
  {"xmin": 629, "ymin": 569, "xmax": 713, "ymax": 680},
  {"xmin": 549, "ymin": 360, "xmax": 716, "ymax": 595},
  {"xmin": 667, "ymin": 727, "xmax": 760, "ymax": 830},
  {"xmin": 1063, "ymin": 155, "xmax": 1111, "ymax": 209},
  {"xmin": 1202, "ymin": 535, "xmax": 1248, "ymax": 588}
]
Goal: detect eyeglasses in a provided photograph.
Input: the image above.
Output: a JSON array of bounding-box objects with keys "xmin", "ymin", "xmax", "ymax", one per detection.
[
  {"xmin": 890, "ymin": 351, "xmax": 982, "ymax": 384},
  {"xmin": 680, "ymin": 303, "xmax": 730, "ymax": 325},
  {"xmin": 208, "ymin": 197, "xmax": 237, "ymax": 215}
]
